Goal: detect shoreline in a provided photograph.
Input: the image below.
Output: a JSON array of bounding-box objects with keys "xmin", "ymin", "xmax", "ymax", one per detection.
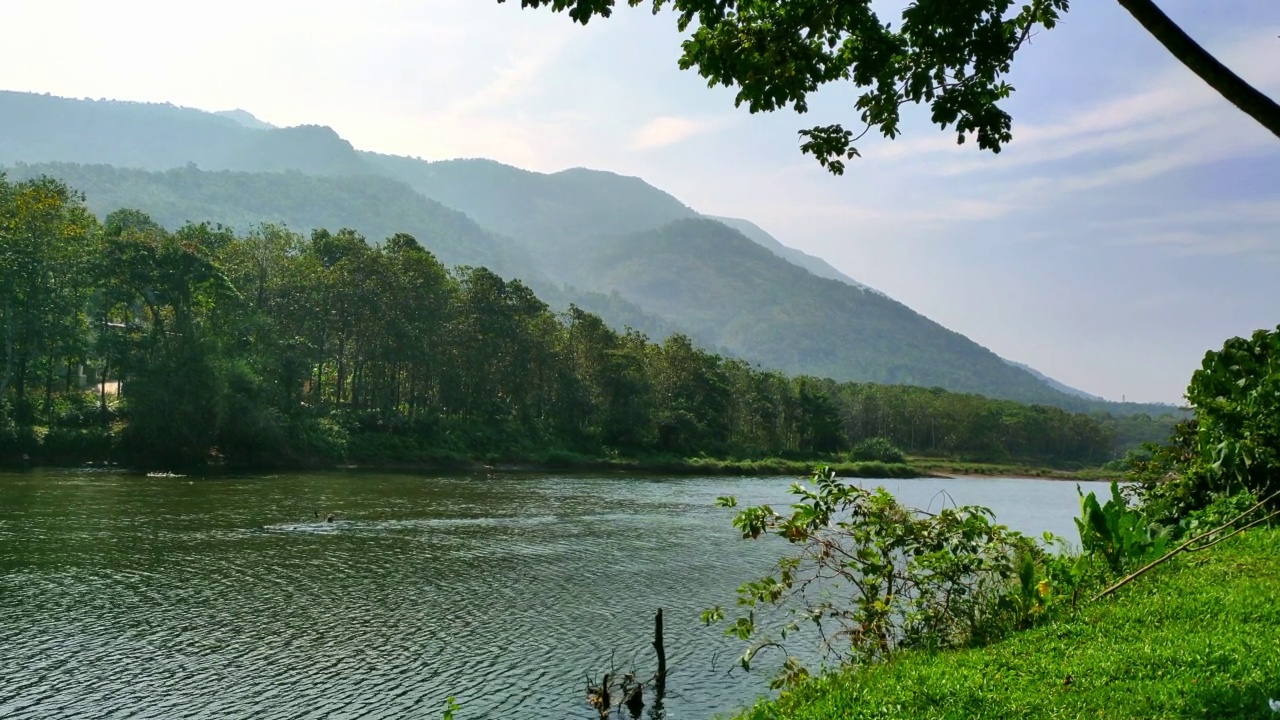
[{"xmin": 0, "ymin": 453, "xmax": 1116, "ymax": 481}]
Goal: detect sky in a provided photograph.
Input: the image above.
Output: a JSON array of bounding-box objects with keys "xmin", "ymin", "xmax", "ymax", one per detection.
[{"xmin": 4, "ymin": 0, "xmax": 1278, "ymax": 404}]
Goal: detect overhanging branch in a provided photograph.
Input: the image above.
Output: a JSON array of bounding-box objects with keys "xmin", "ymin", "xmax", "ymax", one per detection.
[{"xmin": 1116, "ymin": 0, "xmax": 1280, "ymax": 139}]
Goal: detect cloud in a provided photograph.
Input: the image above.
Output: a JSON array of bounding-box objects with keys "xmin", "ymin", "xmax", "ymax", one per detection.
[
  {"xmin": 861, "ymin": 28, "xmax": 1280, "ymax": 181},
  {"xmin": 629, "ymin": 115, "xmax": 721, "ymax": 150}
]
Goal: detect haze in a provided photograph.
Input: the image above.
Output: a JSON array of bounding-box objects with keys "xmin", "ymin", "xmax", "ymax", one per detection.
[{"xmin": 5, "ymin": 0, "xmax": 1278, "ymax": 403}]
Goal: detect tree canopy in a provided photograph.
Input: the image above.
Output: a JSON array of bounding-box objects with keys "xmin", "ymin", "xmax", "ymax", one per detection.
[
  {"xmin": 1, "ymin": 172, "xmax": 1172, "ymax": 469},
  {"xmin": 500, "ymin": 0, "xmax": 1280, "ymax": 173}
]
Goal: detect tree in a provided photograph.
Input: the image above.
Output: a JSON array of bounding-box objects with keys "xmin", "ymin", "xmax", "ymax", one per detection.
[{"xmin": 499, "ymin": 0, "xmax": 1280, "ymax": 174}]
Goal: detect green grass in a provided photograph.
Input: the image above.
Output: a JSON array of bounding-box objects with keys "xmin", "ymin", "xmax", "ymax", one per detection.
[
  {"xmin": 910, "ymin": 457, "xmax": 1116, "ymax": 481},
  {"xmin": 475, "ymin": 455, "xmax": 924, "ymax": 478},
  {"xmin": 732, "ymin": 527, "xmax": 1280, "ymax": 720}
]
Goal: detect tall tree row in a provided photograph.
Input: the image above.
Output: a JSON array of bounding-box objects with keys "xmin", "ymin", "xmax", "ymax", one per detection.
[{"xmin": 0, "ymin": 174, "xmax": 1159, "ymax": 468}]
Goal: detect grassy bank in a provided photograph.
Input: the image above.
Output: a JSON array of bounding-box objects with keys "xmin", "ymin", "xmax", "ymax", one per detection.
[
  {"xmin": 732, "ymin": 527, "xmax": 1280, "ymax": 720},
  {"xmin": 449, "ymin": 455, "xmax": 926, "ymax": 479},
  {"xmin": 911, "ymin": 457, "xmax": 1116, "ymax": 481},
  {"xmin": 2, "ymin": 447, "xmax": 929, "ymax": 480}
]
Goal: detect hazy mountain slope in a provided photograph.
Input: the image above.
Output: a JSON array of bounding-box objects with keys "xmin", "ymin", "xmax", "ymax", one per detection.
[
  {"xmin": 548, "ymin": 218, "xmax": 1068, "ymax": 403},
  {"xmin": 215, "ymin": 109, "xmax": 277, "ymax": 130},
  {"xmin": 0, "ymin": 91, "xmax": 254, "ymax": 170},
  {"xmin": 7, "ymin": 162, "xmax": 521, "ymax": 274},
  {"xmin": 0, "ymin": 92, "xmax": 372, "ymax": 176},
  {"xmin": 1004, "ymin": 359, "xmax": 1105, "ymax": 402},
  {"xmin": 706, "ymin": 215, "xmax": 877, "ymax": 292},
  {"xmin": 363, "ymin": 154, "xmax": 700, "ymax": 244},
  {"xmin": 0, "ymin": 90, "xmax": 1179, "ymax": 414},
  {"xmin": 226, "ymin": 125, "xmax": 373, "ymax": 175}
]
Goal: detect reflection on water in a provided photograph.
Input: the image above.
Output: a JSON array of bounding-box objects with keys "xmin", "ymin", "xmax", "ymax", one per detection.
[{"xmin": 0, "ymin": 470, "xmax": 1087, "ymax": 719}]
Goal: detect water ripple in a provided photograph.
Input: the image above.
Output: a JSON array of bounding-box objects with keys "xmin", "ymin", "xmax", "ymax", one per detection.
[{"xmin": 0, "ymin": 470, "xmax": 1085, "ymax": 719}]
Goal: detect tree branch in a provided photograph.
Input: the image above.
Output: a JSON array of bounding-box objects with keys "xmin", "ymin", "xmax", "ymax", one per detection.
[
  {"xmin": 1093, "ymin": 490, "xmax": 1280, "ymax": 601},
  {"xmin": 1116, "ymin": 0, "xmax": 1280, "ymax": 139}
]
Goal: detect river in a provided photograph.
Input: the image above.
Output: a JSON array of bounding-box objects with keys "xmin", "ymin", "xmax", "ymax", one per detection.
[{"xmin": 0, "ymin": 469, "xmax": 1094, "ymax": 719}]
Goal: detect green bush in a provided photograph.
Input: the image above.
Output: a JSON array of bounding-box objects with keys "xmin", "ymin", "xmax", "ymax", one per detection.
[
  {"xmin": 287, "ymin": 415, "xmax": 349, "ymax": 461},
  {"xmin": 1075, "ymin": 481, "xmax": 1171, "ymax": 573},
  {"xmin": 39, "ymin": 427, "xmax": 115, "ymax": 461},
  {"xmin": 703, "ymin": 466, "xmax": 1061, "ymax": 687},
  {"xmin": 849, "ymin": 437, "xmax": 906, "ymax": 464},
  {"xmin": 1136, "ymin": 327, "xmax": 1280, "ymax": 523}
]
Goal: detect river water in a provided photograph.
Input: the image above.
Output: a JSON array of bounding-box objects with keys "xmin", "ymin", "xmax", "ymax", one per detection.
[{"xmin": 0, "ymin": 470, "xmax": 1092, "ymax": 719}]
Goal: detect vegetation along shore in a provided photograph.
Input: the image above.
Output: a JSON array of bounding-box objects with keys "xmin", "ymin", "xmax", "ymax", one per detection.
[
  {"xmin": 1, "ymin": 174, "xmax": 1178, "ymax": 475},
  {"xmin": 688, "ymin": 324, "xmax": 1280, "ymax": 720}
]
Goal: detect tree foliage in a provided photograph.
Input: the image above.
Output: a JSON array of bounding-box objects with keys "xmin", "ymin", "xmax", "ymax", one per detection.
[
  {"xmin": 1129, "ymin": 327, "xmax": 1280, "ymax": 522},
  {"xmin": 502, "ymin": 0, "xmax": 1069, "ymax": 174},
  {"xmin": 1, "ymin": 173, "xmax": 1146, "ymax": 469},
  {"xmin": 704, "ymin": 466, "xmax": 1064, "ymax": 685},
  {"xmin": 501, "ymin": 0, "xmax": 1280, "ymax": 171}
]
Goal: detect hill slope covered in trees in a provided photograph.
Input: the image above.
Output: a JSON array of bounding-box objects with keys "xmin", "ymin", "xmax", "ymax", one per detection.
[{"xmin": 0, "ymin": 90, "xmax": 1180, "ymax": 414}]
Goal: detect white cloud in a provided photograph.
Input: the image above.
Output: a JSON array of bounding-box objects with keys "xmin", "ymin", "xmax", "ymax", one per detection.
[
  {"xmin": 629, "ymin": 115, "xmax": 720, "ymax": 150},
  {"xmin": 862, "ymin": 29, "xmax": 1280, "ymax": 182}
]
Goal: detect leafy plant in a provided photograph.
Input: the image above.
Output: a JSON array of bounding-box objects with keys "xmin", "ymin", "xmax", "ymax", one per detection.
[
  {"xmin": 1075, "ymin": 481, "xmax": 1171, "ymax": 573},
  {"xmin": 703, "ymin": 466, "xmax": 1056, "ymax": 685},
  {"xmin": 849, "ymin": 437, "xmax": 906, "ymax": 464},
  {"xmin": 441, "ymin": 696, "xmax": 460, "ymax": 720}
]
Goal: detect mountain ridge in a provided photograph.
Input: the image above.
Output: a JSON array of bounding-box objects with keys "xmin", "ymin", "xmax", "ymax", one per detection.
[{"xmin": 0, "ymin": 89, "xmax": 1176, "ymax": 415}]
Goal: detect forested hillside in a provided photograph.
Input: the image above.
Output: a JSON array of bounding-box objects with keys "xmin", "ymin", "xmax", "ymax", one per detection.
[
  {"xmin": 4, "ymin": 162, "xmax": 521, "ymax": 273},
  {"xmin": 706, "ymin": 215, "xmax": 875, "ymax": 291},
  {"xmin": 2, "ymin": 162, "xmax": 704, "ymax": 350},
  {"xmin": 364, "ymin": 154, "xmax": 700, "ymax": 245},
  {"xmin": 0, "ymin": 175, "xmax": 1160, "ymax": 470},
  {"xmin": 0, "ymin": 90, "xmax": 1182, "ymax": 416},
  {"xmin": 544, "ymin": 218, "xmax": 1083, "ymax": 401}
]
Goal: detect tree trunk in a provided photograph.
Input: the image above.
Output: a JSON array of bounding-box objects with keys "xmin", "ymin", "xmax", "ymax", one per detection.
[
  {"xmin": 1117, "ymin": 0, "xmax": 1280, "ymax": 139},
  {"xmin": 0, "ymin": 298, "xmax": 13, "ymax": 398},
  {"xmin": 653, "ymin": 608, "xmax": 667, "ymax": 692},
  {"xmin": 43, "ymin": 359, "xmax": 55, "ymax": 421}
]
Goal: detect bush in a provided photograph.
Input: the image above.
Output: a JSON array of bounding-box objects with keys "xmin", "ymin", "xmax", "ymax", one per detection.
[
  {"xmin": 40, "ymin": 427, "xmax": 115, "ymax": 461},
  {"xmin": 1136, "ymin": 326, "xmax": 1280, "ymax": 521},
  {"xmin": 287, "ymin": 415, "xmax": 349, "ymax": 461},
  {"xmin": 702, "ymin": 466, "xmax": 1060, "ymax": 687},
  {"xmin": 1075, "ymin": 481, "xmax": 1171, "ymax": 573},
  {"xmin": 849, "ymin": 437, "xmax": 906, "ymax": 464}
]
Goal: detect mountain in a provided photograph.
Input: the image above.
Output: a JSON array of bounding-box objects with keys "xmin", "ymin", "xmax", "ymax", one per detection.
[
  {"xmin": 0, "ymin": 91, "xmax": 372, "ymax": 176},
  {"xmin": 215, "ymin": 109, "xmax": 277, "ymax": 130},
  {"xmin": 4, "ymin": 161, "xmax": 705, "ymax": 350},
  {"xmin": 0, "ymin": 90, "xmax": 1179, "ymax": 414},
  {"xmin": 6, "ymin": 162, "xmax": 520, "ymax": 275},
  {"xmin": 363, "ymin": 154, "xmax": 700, "ymax": 246},
  {"xmin": 706, "ymin": 215, "xmax": 878, "ymax": 293},
  {"xmin": 1003, "ymin": 359, "xmax": 1105, "ymax": 402},
  {"xmin": 541, "ymin": 217, "xmax": 1076, "ymax": 401}
]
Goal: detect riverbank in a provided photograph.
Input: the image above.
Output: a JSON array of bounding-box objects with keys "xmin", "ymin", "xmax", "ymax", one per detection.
[
  {"xmin": 6, "ymin": 444, "xmax": 1119, "ymax": 481},
  {"xmin": 911, "ymin": 457, "xmax": 1116, "ymax": 481},
  {"xmin": 731, "ymin": 526, "xmax": 1280, "ymax": 720},
  {"xmin": 1, "ymin": 451, "xmax": 933, "ymax": 479}
]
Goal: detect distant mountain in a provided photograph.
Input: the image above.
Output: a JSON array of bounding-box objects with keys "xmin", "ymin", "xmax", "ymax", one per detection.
[
  {"xmin": 1003, "ymin": 359, "xmax": 1105, "ymax": 402},
  {"xmin": 0, "ymin": 90, "xmax": 1181, "ymax": 415},
  {"xmin": 0, "ymin": 91, "xmax": 372, "ymax": 176},
  {"xmin": 7, "ymin": 162, "xmax": 521, "ymax": 275},
  {"xmin": 215, "ymin": 109, "xmax": 277, "ymax": 130},
  {"xmin": 706, "ymin": 215, "xmax": 879, "ymax": 293},
  {"xmin": 363, "ymin": 154, "xmax": 700, "ymax": 247},
  {"xmin": 539, "ymin": 217, "xmax": 1083, "ymax": 402},
  {"xmin": 4, "ymin": 161, "xmax": 703, "ymax": 350}
]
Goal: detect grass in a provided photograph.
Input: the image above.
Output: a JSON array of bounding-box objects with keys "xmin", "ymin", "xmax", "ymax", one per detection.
[
  {"xmin": 910, "ymin": 457, "xmax": 1116, "ymax": 481},
  {"xmin": 474, "ymin": 454, "xmax": 925, "ymax": 479},
  {"xmin": 731, "ymin": 527, "xmax": 1280, "ymax": 720}
]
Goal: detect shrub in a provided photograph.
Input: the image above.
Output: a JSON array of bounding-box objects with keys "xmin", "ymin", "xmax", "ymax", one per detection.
[
  {"xmin": 849, "ymin": 437, "xmax": 906, "ymax": 464},
  {"xmin": 702, "ymin": 466, "xmax": 1060, "ymax": 686},
  {"xmin": 1075, "ymin": 481, "xmax": 1172, "ymax": 573}
]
